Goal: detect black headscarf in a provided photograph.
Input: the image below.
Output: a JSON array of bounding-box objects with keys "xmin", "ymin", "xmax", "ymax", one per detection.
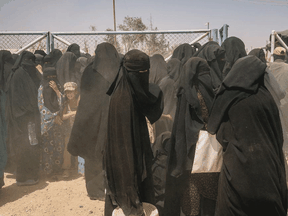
[
  {"xmin": 248, "ymin": 48, "xmax": 266, "ymax": 63},
  {"xmin": 193, "ymin": 41, "xmax": 226, "ymax": 89},
  {"xmin": 35, "ymin": 54, "xmax": 44, "ymax": 67},
  {"xmin": 221, "ymin": 37, "xmax": 247, "ymax": 78},
  {"xmin": 34, "ymin": 50, "xmax": 47, "ymax": 57},
  {"xmin": 105, "ymin": 49, "xmax": 163, "ymax": 215},
  {"xmin": 67, "ymin": 43, "xmax": 81, "ymax": 58},
  {"xmin": 168, "ymin": 57, "xmax": 215, "ymax": 178},
  {"xmin": 56, "ymin": 52, "xmax": 77, "ymax": 87},
  {"xmin": 159, "ymin": 58, "xmax": 182, "ymax": 119},
  {"xmin": 149, "ymin": 54, "xmax": 167, "ymax": 85},
  {"xmin": 207, "ymin": 55, "xmax": 267, "ymax": 134},
  {"xmin": 0, "ymin": 50, "xmax": 14, "ymax": 91},
  {"xmin": 92, "ymin": 42, "xmax": 121, "ymax": 84},
  {"xmin": 43, "ymin": 49, "xmax": 62, "ymax": 69},
  {"xmin": 12, "ymin": 51, "xmax": 40, "ymax": 88},
  {"xmin": 12, "ymin": 54, "xmax": 19, "ymax": 64},
  {"xmin": 42, "ymin": 67, "xmax": 61, "ymax": 113},
  {"xmin": 171, "ymin": 43, "xmax": 196, "ymax": 66}
]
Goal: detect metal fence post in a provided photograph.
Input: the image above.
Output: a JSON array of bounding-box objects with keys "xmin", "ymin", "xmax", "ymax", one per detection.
[
  {"xmin": 223, "ymin": 24, "xmax": 229, "ymax": 42},
  {"xmin": 211, "ymin": 29, "xmax": 218, "ymax": 43},
  {"xmin": 46, "ymin": 32, "xmax": 51, "ymax": 54},
  {"xmin": 51, "ymin": 33, "xmax": 54, "ymax": 51},
  {"xmin": 271, "ymin": 30, "xmax": 276, "ymax": 62}
]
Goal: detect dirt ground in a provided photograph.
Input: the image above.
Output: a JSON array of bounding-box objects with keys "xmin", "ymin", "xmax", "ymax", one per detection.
[{"xmin": 0, "ymin": 172, "xmax": 105, "ymax": 216}]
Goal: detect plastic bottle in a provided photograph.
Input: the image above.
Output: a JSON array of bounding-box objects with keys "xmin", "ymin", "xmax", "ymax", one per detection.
[{"xmin": 28, "ymin": 122, "xmax": 38, "ymax": 145}]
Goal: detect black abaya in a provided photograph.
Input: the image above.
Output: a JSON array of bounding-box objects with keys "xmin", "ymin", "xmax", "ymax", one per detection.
[
  {"xmin": 7, "ymin": 51, "xmax": 41, "ymax": 183},
  {"xmin": 208, "ymin": 56, "xmax": 287, "ymax": 216},
  {"xmin": 67, "ymin": 42, "xmax": 121, "ymax": 199},
  {"xmin": 105, "ymin": 49, "xmax": 163, "ymax": 216}
]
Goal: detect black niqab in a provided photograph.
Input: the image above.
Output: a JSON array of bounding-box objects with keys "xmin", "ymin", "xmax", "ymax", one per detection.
[
  {"xmin": 35, "ymin": 54, "xmax": 44, "ymax": 67},
  {"xmin": 207, "ymin": 55, "xmax": 267, "ymax": 134},
  {"xmin": 248, "ymin": 48, "xmax": 266, "ymax": 63},
  {"xmin": 67, "ymin": 43, "xmax": 81, "ymax": 58},
  {"xmin": 149, "ymin": 54, "xmax": 167, "ymax": 85},
  {"xmin": 34, "ymin": 50, "xmax": 46, "ymax": 57},
  {"xmin": 92, "ymin": 42, "xmax": 121, "ymax": 84},
  {"xmin": 56, "ymin": 52, "xmax": 77, "ymax": 87},
  {"xmin": 159, "ymin": 58, "xmax": 182, "ymax": 119},
  {"xmin": 43, "ymin": 49, "xmax": 62, "ymax": 69},
  {"xmin": 0, "ymin": 50, "xmax": 14, "ymax": 91},
  {"xmin": 193, "ymin": 41, "xmax": 226, "ymax": 89},
  {"xmin": 42, "ymin": 67, "xmax": 61, "ymax": 113},
  {"xmin": 221, "ymin": 37, "xmax": 247, "ymax": 78},
  {"xmin": 12, "ymin": 51, "xmax": 40, "ymax": 88},
  {"xmin": 105, "ymin": 49, "xmax": 163, "ymax": 215},
  {"xmin": 171, "ymin": 43, "xmax": 196, "ymax": 66}
]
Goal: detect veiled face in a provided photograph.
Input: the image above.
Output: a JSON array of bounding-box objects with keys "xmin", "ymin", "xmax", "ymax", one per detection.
[{"xmin": 71, "ymin": 46, "xmax": 80, "ymax": 58}]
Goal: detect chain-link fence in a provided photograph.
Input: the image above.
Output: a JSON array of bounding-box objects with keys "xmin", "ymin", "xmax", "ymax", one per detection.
[
  {"xmin": 0, "ymin": 32, "xmax": 50, "ymax": 54},
  {"xmin": 52, "ymin": 30, "xmax": 211, "ymax": 59},
  {"xmin": 0, "ymin": 27, "xmax": 229, "ymax": 58}
]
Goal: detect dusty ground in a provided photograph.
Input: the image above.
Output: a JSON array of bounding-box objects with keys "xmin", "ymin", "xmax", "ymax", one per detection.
[{"xmin": 0, "ymin": 172, "xmax": 105, "ymax": 216}]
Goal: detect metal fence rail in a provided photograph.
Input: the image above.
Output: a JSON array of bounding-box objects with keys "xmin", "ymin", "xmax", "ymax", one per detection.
[{"xmin": 270, "ymin": 30, "xmax": 288, "ymax": 62}]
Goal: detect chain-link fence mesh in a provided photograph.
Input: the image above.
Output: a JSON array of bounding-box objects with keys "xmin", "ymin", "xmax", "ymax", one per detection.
[
  {"xmin": 53, "ymin": 32, "xmax": 210, "ymax": 58},
  {"xmin": 0, "ymin": 33, "xmax": 48, "ymax": 54},
  {"xmin": 0, "ymin": 31, "xmax": 210, "ymax": 58}
]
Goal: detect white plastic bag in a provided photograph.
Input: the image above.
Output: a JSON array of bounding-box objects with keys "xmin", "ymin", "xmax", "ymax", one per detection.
[{"xmin": 191, "ymin": 130, "xmax": 223, "ymax": 173}]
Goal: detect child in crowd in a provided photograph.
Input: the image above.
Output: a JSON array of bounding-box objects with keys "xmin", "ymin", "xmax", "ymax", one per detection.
[{"xmin": 61, "ymin": 82, "xmax": 80, "ymax": 177}]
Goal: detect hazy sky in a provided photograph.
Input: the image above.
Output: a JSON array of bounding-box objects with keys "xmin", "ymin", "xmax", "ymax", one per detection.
[{"xmin": 0, "ymin": 0, "xmax": 287, "ymax": 51}]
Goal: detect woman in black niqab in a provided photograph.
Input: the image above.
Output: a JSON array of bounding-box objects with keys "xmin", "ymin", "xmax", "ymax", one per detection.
[
  {"xmin": 149, "ymin": 54, "xmax": 167, "ymax": 85},
  {"xmin": 104, "ymin": 49, "xmax": 163, "ymax": 216},
  {"xmin": 248, "ymin": 48, "xmax": 266, "ymax": 63},
  {"xmin": 43, "ymin": 49, "xmax": 62, "ymax": 69},
  {"xmin": 0, "ymin": 50, "xmax": 14, "ymax": 188},
  {"xmin": 221, "ymin": 36, "xmax": 247, "ymax": 78},
  {"xmin": 193, "ymin": 41, "xmax": 226, "ymax": 89},
  {"xmin": 0, "ymin": 50, "xmax": 14, "ymax": 92},
  {"xmin": 34, "ymin": 50, "xmax": 46, "ymax": 57},
  {"xmin": 207, "ymin": 55, "xmax": 287, "ymax": 216},
  {"xmin": 41, "ymin": 68, "xmax": 61, "ymax": 113},
  {"xmin": 66, "ymin": 43, "xmax": 81, "ymax": 58},
  {"xmin": 154, "ymin": 59, "xmax": 181, "ymax": 137},
  {"xmin": 67, "ymin": 42, "xmax": 121, "ymax": 200},
  {"xmin": 56, "ymin": 51, "xmax": 77, "ymax": 88},
  {"xmin": 172, "ymin": 43, "xmax": 196, "ymax": 66},
  {"xmin": 159, "ymin": 58, "xmax": 182, "ymax": 119},
  {"xmin": 6, "ymin": 51, "xmax": 41, "ymax": 185},
  {"xmin": 164, "ymin": 57, "xmax": 215, "ymax": 216}
]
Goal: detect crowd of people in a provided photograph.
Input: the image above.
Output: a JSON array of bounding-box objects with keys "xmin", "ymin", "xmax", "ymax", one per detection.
[{"xmin": 0, "ymin": 37, "xmax": 288, "ymax": 216}]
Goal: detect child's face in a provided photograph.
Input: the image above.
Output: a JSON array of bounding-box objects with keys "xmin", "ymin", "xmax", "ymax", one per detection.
[{"xmin": 65, "ymin": 90, "xmax": 76, "ymax": 100}]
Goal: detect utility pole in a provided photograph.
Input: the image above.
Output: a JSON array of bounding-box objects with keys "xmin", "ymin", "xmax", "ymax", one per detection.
[
  {"xmin": 113, "ymin": 0, "xmax": 117, "ymax": 47},
  {"xmin": 113, "ymin": 0, "xmax": 116, "ymax": 31}
]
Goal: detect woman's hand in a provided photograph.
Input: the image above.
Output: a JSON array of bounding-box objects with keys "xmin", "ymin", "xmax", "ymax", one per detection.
[
  {"xmin": 49, "ymin": 81, "xmax": 61, "ymax": 98},
  {"xmin": 49, "ymin": 81, "xmax": 58, "ymax": 92}
]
